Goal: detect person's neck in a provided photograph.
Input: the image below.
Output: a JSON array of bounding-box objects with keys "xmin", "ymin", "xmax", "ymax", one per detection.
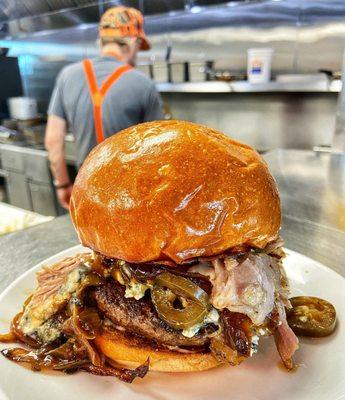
[{"xmin": 101, "ymin": 45, "xmax": 127, "ymax": 63}]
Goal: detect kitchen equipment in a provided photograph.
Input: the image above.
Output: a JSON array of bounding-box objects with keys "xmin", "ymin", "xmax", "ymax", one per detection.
[
  {"xmin": 23, "ymin": 124, "xmax": 46, "ymax": 146},
  {"xmin": 0, "ymin": 126, "xmax": 25, "ymax": 144},
  {"xmin": 0, "ymin": 144, "xmax": 59, "ymax": 216},
  {"xmin": 168, "ymin": 62, "xmax": 188, "ymax": 83},
  {"xmin": 247, "ymin": 48, "xmax": 273, "ymax": 84},
  {"xmin": 152, "ymin": 63, "xmax": 169, "ymax": 83},
  {"xmin": 187, "ymin": 61, "xmax": 214, "ymax": 82},
  {"xmin": 188, "ymin": 62, "xmax": 205, "ymax": 82},
  {"xmin": 1, "ymin": 118, "xmax": 18, "ymax": 130},
  {"xmin": 8, "ymin": 97, "xmax": 38, "ymax": 120},
  {"xmin": 214, "ymin": 71, "xmax": 247, "ymax": 82},
  {"xmin": 16, "ymin": 116, "xmax": 43, "ymax": 131}
]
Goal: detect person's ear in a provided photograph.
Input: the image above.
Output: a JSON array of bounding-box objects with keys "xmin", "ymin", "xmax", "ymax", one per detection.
[{"xmin": 136, "ymin": 38, "xmax": 142, "ymax": 50}]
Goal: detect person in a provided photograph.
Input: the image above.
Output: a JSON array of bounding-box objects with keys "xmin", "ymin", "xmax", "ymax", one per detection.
[{"xmin": 45, "ymin": 6, "xmax": 164, "ymax": 209}]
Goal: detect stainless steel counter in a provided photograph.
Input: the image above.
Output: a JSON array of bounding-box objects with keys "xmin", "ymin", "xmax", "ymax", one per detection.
[
  {"xmin": 0, "ymin": 216, "xmax": 78, "ymax": 292},
  {"xmin": 0, "ymin": 141, "xmax": 76, "ymax": 216},
  {"xmin": 157, "ymin": 79, "xmax": 342, "ymax": 93},
  {"xmin": 0, "ymin": 149, "xmax": 344, "ymax": 293},
  {"xmin": 264, "ymin": 149, "xmax": 345, "ymax": 277}
]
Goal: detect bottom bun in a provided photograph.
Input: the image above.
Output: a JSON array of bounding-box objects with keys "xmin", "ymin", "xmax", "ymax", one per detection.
[{"xmin": 94, "ymin": 328, "xmax": 222, "ymax": 372}]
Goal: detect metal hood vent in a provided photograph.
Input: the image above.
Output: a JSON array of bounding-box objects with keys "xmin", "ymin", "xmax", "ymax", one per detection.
[
  {"xmin": 0, "ymin": 0, "xmax": 232, "ymax": 27},
  {"xmin": 0, "ymin": 1, "xmax": 345, "ymax": 74}
]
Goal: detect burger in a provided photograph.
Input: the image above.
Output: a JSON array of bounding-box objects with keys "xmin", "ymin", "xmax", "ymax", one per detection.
[{"xmin": 0, "ymin": 120, "xmax": 299, "ymax": 382}]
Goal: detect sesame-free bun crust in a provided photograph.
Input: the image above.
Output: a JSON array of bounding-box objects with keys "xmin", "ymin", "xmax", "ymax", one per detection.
[
  {"xmin": 70, "ymin": 120, "xmax": 281, "ymax": 263},
  {"xmin": 94, "ymin": 328, "xmax": 221, "ymax": 372}
]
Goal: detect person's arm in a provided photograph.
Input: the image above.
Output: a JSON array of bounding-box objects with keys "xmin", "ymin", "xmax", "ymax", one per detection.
[
  {"xmin": 45, "ymin": 67, "xmax": 73, "ymax": 210},
  {"xmin": 45, "ymin": 114, "xmax": 72, "ymax": 210}
]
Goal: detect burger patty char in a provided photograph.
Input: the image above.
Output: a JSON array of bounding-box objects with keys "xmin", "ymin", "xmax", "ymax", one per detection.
[{"xmin": 94, "ymin": 281, "xmax": 210, "ymax": 347}]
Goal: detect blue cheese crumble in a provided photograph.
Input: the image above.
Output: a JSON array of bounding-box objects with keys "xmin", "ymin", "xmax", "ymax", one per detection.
[
  {"xmin": 250, "ymin": 334, "xmax": 260, "ymax": 356},
  {"xmin": 181, "ymin": 308, "xmax": 220, "ymax": 338},
  {"xmin": 19, "ymin": 265, "xmax": 89, "ymax": 341},
  {"xmin": 124, "ymin": 280, "xmax": 150, "ymax": 300}
]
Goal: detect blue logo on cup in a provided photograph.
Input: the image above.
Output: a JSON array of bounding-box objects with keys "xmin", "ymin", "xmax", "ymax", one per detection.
[{"xmin": 251, "ymin": 59, "xmax": 262, "ymax": 74}]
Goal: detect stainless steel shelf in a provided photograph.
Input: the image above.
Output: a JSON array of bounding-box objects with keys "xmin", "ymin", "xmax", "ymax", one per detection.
[
  {"xmin": 157, "ymin": 82, "xmax": 232, "ymax": 93},
  {"xmin": 157, "ymin": 80, "xmax": 342, "ymax": 94}
]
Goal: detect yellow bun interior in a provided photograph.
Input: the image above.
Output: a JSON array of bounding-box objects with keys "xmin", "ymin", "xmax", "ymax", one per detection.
[{"xmin": 94, "ymin": 328, "xmax": 222, "ymax": 372}]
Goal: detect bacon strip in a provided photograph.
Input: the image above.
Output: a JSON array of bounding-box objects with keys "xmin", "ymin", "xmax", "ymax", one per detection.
[
  {"xmin": 211, "ymin": 255, "xmax": 277, "ymax": 325},
  {"xmin": 274, "ymin": 302, "xmax": 299, "ymax": 370}
]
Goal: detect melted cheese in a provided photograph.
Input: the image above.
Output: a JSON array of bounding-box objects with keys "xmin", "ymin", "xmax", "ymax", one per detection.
[
  {"xmin": 182, "ymin": 308, "xmax": 220, "ymax": 338},
  {"xmin": 250, "ymin": 334, "xmax": 260, "ymax": 356},
  {"xmin": 124, "ymin": 280, "xmax": 150, "ymax": 300},
  {"xmin": 19, "ymin": 265, "xmax": 89, "ymax": 339}
]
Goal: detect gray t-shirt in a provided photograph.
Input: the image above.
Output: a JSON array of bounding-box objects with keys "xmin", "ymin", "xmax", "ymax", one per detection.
[{"xmin": 48, "ymin": 56, "xmax": 164, "ymax": 167}]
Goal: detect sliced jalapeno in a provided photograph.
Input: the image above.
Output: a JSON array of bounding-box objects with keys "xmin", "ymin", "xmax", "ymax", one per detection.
[
  {"xmin": 151, "ymin": 272, "xmax": 209, "ymax": 330},
  {"xmin": 155, "ymin": 272, "xmax": 209, "ymax": 306},
  {"xmin": 286, "ymin": 296, "xmax": 336, "ymax": 337}
]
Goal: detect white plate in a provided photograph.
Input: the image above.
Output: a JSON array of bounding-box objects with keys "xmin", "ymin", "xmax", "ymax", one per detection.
[{"xmin": 0, "ymin": 245, "xmax": 344, "ymax": 400}]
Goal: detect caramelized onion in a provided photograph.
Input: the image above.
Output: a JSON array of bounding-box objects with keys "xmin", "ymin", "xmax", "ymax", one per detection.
[
  {"xmin": 1, "ymin": 346, "xmax": 55, "ymax": 371},
  {"xmin": 81, "ymin": 358, "xmax": 149, "ymax": 383},
  {"xmin": 46, "ymin": 339, "xmax": 84, "ymax": 360},
  {"xmin": 53, "ymin": 359, "xmax": 90, "ymax": 371},
  {"xmin": 1, "ymin": 345, "xmax": 148, "ymax": 382},
  {"xmin": 210, "ymin": 336, "xmax": 244, "ymax": 365},
  {"xmin": 0, "ymin": 332, "xmax": 17, "ymax": 343},
  {"xmin": 71, "ymin": 305, "xmax": 102, "ymax": 366},
  {"xmin": 76, "ymin": 273, "xmax": 103, "ymax": 301},
  {"xmin": 90, "ymin": 254, "xmax": 109, "ymax": 277},
  {"xmin": 78, "ymin": 308, "xmax": 102, "ymax": 338},
  {"xmin": 221, "ymin": 310, "xmax": 252, "ymax": 357}
]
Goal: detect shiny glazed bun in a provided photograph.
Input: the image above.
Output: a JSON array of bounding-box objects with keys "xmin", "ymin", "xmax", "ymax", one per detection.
[
  {"xmin": 95, "ymin": 328, "xmax": 221, "ymax": 372},
  {"xmin": 70, "ymin": 120, "xmax": 281, "ymax": 263}
]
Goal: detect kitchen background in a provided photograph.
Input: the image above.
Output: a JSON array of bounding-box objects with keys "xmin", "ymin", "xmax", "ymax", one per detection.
[{"xmin": 0, "ymin": 0, "xmax": 344, "ymax": 220}]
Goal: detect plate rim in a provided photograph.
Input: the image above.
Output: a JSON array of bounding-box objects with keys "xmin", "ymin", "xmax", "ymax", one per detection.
[
  {"xmin": 0, "ymin": 245, "xmax": 85, "ymax": 301},
  {"xmin": 0, "ymin": 245, "xmax": 344, "ymax": 400}
]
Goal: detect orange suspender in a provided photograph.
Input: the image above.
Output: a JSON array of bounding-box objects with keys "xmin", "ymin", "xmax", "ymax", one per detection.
[{"xmin": 82, "ymin": 59, "xmax": 132, "ymax": 144}]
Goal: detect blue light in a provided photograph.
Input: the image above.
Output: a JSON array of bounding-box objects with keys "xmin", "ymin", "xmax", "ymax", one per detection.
[{"xmin": 18, "ymin": 55, "xmax": 35, "ymax": 76}]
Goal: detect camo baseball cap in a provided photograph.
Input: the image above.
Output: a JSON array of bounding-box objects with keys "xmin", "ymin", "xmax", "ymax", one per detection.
[{"xmin": 99, "ymin": 6, "xmax": 150, "ymax": 51}]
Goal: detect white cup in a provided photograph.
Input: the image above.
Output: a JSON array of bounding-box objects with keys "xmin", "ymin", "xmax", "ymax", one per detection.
[
  {"xmin": 8, "ymin": 97, "xmax": 38, "ymax": 120},
  {"xmin": 247, "ymin": 48, "xmax": 274, "ymax": 84}
]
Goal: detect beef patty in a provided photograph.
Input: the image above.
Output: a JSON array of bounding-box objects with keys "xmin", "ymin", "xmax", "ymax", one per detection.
[{"xmin": 94, "ymin": 281, "xmax": 210, "ymax": 347}]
